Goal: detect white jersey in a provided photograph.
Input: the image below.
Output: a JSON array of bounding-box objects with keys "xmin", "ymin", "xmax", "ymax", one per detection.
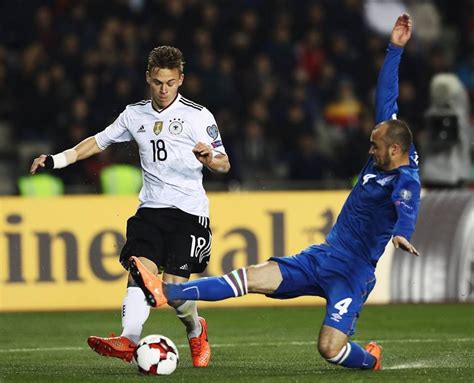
[{"xmin": 95, "ymin": 94, "xmax": 226, "ymax": 217}]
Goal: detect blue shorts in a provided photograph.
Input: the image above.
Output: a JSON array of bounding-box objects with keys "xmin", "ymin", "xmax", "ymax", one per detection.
[{"xmin": 268, "ymin": 244, "xmax": 376, "ymax": 336}]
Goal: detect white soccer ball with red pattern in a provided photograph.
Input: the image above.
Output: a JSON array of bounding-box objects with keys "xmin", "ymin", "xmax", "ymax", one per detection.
[{"xmin": 133, "ymin": 335, "xmax": 179, "ymax": 375}]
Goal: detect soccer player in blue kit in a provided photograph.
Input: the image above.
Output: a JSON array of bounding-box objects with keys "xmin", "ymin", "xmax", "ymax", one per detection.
[{"xmin": 129, "ymin": 14, "xmax": 420, "ymax": 371}]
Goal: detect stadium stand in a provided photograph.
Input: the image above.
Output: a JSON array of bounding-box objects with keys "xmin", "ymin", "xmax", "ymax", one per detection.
[{"xmin": 0, "ymin": 0, "xmax": 472, "ymax": 193}]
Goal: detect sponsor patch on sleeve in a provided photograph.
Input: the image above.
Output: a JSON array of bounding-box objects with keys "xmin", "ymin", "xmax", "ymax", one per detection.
[
  {"xmin": 211, "ymin": 140, "xmax": 223, "ymax": 148},
  {"xmin": 395, "ymin": 199, "xmax": 414, "ymax": 210}
]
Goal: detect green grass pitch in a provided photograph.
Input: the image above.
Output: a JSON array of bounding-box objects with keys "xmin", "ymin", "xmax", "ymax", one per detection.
[{"xmin": 0, "ymin": 304, "xmax": 472, "ymax": 382}]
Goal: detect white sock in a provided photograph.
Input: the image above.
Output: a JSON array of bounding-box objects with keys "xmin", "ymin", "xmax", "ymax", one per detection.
[
  {"xmin": 175, "ymin": 301, "xmax": 202, "ymax": 339},
  {"xmin": 121, "ymin": 287, "xmax": 150, "ymax": 344}
]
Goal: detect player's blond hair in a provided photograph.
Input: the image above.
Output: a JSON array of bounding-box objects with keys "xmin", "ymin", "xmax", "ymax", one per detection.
[{"xmin": 147, "ymin": 46, "xmax": 185, "ymax": 73}]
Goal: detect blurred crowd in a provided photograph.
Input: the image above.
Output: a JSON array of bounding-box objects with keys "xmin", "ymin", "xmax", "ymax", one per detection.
[{"xmin": 0, "ymin": 0, "xmax": 473, "ymax": 193}]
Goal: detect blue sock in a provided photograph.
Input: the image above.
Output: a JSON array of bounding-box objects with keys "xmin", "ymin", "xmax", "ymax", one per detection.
[
  {"xmin": 327, "ymin": 342, "xmax": 376, "ymax": 369},
  {"xmin": 165, "ymin": 268, "xmax": 248, "ymax": 302}
]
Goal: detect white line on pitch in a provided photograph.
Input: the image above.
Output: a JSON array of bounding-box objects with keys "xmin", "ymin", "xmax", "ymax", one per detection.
[
  {"xmin": 0, "ymin": 346, "xmax": 84, "ymax": 353},
  {"xmin": 385, "ymin": 361, "xmax": 464, "ymax": 370},
  {"xmin": 209, "ymin": 338, "xmax": 474, "ymax": 347},
  {"xmin": 0, "ymin": 338, "xmax": 472, "ymax": 353},
  {"xmin": 386, "ymin": 362, "xmax": 432, "ymax": 370}
]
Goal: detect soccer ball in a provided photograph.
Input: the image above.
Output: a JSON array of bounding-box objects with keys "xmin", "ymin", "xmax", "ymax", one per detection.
[{"xmin": 133, "ymin": 335, "xmax": 179, "ymax": 375}]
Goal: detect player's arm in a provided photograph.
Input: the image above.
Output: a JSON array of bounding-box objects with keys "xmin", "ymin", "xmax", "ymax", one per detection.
[
  {"xmin": 391, "ymin": 178, "xmax": 421, "ymax": 256},
  {"xmin": 193, "ymin": 142, "xmax": 230, "ymax": 173},
  {"xmin": 31, "ymin": 107, "xmax": 133, "ymax": 174},
  {"xmin": 375, "ymin": 14, "xmax": 412, "ymax": 124},
  {"xmin": 30, "ymin": 136, "xmax": 103, "ymax": 174},
  {"xmin": 193, "ymin": 109, "xmax": 230, "ymax": 173}
]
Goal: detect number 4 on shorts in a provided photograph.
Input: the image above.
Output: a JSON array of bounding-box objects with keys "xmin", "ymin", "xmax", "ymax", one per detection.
[{"xmin": 334, "ymin": 298, "xmax": 352, "ymax": 316}]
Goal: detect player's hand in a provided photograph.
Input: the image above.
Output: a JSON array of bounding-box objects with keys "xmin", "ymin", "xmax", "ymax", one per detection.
[
  {"xmin": 391, "ymin": 14, "xmax": 412, "ymax": 47},
  {"xmin": 392, "ymin": 235, "xmax": 420, "ymax": 256},
  {"xmin": 30, "ymin": 154, "xmax": 49, "ymax": 174},
  {"xmin": 192, "ymin": 142, "xmax": 213, "ymax": 166}
]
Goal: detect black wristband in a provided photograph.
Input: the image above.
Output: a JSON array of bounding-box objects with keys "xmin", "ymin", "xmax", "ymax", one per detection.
[{"xmin": 44, "ymin": 155, "xmax": 54, "ymax": 170}]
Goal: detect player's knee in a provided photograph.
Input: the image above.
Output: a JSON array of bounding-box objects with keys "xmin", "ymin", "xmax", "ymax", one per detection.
[
  {"xmin": 247, "ymin": 262, "xmax": 282, "ymax": 294},
  {"xmin": 318, "ymin": 339, "xmax": 345, "ymax": 360}
]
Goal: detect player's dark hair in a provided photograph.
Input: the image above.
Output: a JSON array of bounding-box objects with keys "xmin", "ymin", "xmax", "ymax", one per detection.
[
  {"xmin": 147, "ymin": 46, "xmax": 185, "ymax": 73},
  {"xmin": 380, "ymin": 119, "xmax": 412, "ymax": 153}
]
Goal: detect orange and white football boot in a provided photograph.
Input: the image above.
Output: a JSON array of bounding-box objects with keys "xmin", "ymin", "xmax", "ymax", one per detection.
[
  {"xmin": 128, "ymin": 256, "xmax": 168, "ymax": 308},
  {"xmin": 87, "ymin": 333, "xmax": 136, "ymax": 363},
  {"xmin": 189, "ymin": 317, "xmax": 211, "ymax": 367}
]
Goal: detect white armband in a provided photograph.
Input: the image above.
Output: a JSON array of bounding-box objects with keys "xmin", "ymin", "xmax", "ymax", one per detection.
[{"xmin": 52, "ymin": 149, "xmax": 77, "ymax": 169}]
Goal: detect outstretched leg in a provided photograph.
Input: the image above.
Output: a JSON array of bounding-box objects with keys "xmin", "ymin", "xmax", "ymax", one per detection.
[{"xmin": 129, "ymin": 256, "xmax": 283, "ymax": 306}]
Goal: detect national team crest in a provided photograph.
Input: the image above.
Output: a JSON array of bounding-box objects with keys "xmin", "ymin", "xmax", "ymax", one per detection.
[
  {"xmin": 169, "ymin": 118, "xmax": 183, "ymax": 135},
  {"xmin": 400, "ymin": 189, "xmax": 412, "ymax": 201},
  {"xmin": 153, "ymin": 121, "xmax": 163, "ymax": 135}
]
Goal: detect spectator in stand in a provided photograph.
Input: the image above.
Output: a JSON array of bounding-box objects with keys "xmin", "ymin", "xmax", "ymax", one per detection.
[
  {"xmin": 287, "ymin": 132, "xmax": 330, "ymax": 182},
  {"xmin": 324, "ymin": 79, "xmax": 362, "ymax": 130},
  {"xmin": 233, "ymin": 120, "xmax": 279, "ymax": 184},
  {"xmin": 0, "ymin": 1, "xmax": 467, "ymax": 192},
  {"xmin": 296, "ymin": 29, "xmax": 325, "ymax": 83}
]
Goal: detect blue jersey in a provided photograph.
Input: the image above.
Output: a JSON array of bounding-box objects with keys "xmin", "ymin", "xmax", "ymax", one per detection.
[{"xmin": 326, "ymin": 43, "xmax": 421, "ymax": 268}]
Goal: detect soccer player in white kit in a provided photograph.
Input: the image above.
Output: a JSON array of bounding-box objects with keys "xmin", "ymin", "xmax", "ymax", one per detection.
[{"xmin": 30, "ymin": 46, "xmax": 231, "ymax": 367}]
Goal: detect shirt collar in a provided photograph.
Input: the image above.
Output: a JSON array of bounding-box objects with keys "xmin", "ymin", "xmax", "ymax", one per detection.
[{"xmin": 151, "ymin": 93, "xmax": 181, "ymax": 114}]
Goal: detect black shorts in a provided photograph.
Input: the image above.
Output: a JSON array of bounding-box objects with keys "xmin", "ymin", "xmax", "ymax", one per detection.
[{"xmin": 120, "ymin": 208, "xmax": 212, "ymax": 278}]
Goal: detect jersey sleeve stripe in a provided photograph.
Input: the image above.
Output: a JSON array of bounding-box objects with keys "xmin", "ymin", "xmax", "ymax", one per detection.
[
  {"xmin": 180, "ymin": 97, "xmax": 204, "ymax": 109},
  {"xmin": 179, "ymin": 99, "xmax": 203, "ymax": 110},
  {"xmin": 128, "ymin": 100, "xmax": 151, "ymax": 107},
  {"xmin": 179, "ymin": 98, "xmax": 203, "ymax": 110}
]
